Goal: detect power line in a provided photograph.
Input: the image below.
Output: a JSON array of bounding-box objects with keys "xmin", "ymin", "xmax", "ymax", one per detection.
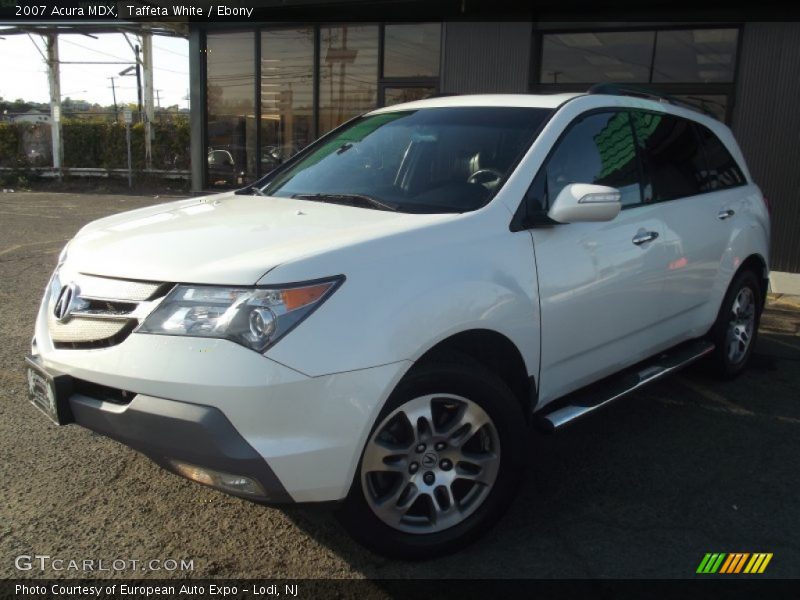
[{"xmin": 59, "ymin": 37, "xmax": 130, "ymax": 62}]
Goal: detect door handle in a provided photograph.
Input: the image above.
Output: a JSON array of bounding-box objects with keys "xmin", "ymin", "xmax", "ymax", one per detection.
[
  {"xmin": 632, "ymin": 231, "xmax": 659, "ymax": 245},
  {"xmin": 717, "ymin": 209, "xmax": 735, "ymax": 220}
]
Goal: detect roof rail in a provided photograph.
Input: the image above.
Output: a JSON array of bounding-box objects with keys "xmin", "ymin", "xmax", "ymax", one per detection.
[{"xmin": 586, "ymin": 83, "xmax": 715, "ymax": 118}]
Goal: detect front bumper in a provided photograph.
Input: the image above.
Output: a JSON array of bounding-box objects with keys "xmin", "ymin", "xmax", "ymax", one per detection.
[
  {"xmin": 71, "ymin": 387, "xmax": 293, "ymax": 503},
  {"xmin": 33, "ymin": 299, "xmax": 410, "ymax": 502}
]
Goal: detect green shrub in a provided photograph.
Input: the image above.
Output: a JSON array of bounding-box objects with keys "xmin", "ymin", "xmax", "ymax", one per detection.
[
  {"xmin": 61, "ymin": 118, "xmax": 189, "ymax": 170},
  {"xmin": 0, "ymin": 122, "xmax": 22, "ymax": 167}
]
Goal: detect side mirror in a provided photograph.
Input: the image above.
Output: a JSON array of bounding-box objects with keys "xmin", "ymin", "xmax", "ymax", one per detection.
[{"xmin": 547, "ymin": 183, "xmax": 622, "ymax": 224}]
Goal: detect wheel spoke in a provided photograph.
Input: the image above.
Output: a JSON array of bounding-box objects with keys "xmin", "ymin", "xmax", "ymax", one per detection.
[
  {"xmin": 456, "ymin": 453, "xmax": 499, "ymax": 485},
  {"xmin": 402, "ymin": 401, "xmax": 436, "ymax": 443},
  {"xmin": 362, "ymin": 440, "xmax": 408, "ymax": 473},
  {"xmin": 431, "ymin": 484, "xmax": 458, "ymax": 518},
  {"xmin": 372, "ymin": 482, "xmax": 417, "ymax": 526},
  {"xmin": 448, "ymin": 404, "xmax": 490, "ymax": 447}
]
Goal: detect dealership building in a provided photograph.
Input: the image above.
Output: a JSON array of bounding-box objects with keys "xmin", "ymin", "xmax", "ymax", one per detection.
[{"xmin": 186, "ymin": 9, "xmax": 800, "ymax": 289}]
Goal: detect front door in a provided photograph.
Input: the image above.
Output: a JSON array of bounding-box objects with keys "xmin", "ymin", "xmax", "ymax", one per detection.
[{"xmin": 529, "ymin": 110, "xmax": 670, "ymax": 404}]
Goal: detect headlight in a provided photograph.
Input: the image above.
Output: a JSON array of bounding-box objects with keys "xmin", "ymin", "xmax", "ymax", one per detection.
[{"xmin": 137, "ymin": 277, "xmax": 343, "ymax": 352}]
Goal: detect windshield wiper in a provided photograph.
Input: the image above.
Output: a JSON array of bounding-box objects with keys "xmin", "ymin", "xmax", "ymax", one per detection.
[{"xmin": 291, "ymin": 193, "xmax": 400, "ymax": 212}]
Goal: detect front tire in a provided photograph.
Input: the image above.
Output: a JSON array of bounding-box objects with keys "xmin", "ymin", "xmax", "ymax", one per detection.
[
  {"xmin": 706, "ymin": 269, "xmax": 763, "ymax": 379},
  {"xmin": 337, "ymin": 359, "xmax": 526, "ymax": 560}
]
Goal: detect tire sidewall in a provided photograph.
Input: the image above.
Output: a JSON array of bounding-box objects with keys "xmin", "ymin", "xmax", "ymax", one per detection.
[{"xmin": 337, "ymin": 361, "xmax": 526, "ymax": 560}]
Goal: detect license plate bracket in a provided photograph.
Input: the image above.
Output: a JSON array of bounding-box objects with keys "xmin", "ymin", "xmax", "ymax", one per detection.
[{"xmin": 25, "ymin": 356, "xmax": 73, "ymax": 426}]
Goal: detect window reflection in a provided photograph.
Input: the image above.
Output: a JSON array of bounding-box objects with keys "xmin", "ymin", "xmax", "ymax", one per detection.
[
  {"xmin": 206, "ymin": 32, "xmax": 256, "ymax": 187},
  {"xmin": 260, "ymin": 28, "xmax": 315, "ymax": 173},
  {"xmin": 319, "ymin": 25, "xmax": 379, "ymax": 134},
  {"xmin": 384, "ymin": 23, "xmax": 441, "ymax": 78},
  {"xmin": 384, "ymin": 86, "xmax": 436, "ymax": 106},
  {"xmin": 545, "ymin": 112, "xmax": 641, "ymax": 206},
  {"xmin": 652, "ymin": 29, "xmax": 738, "ymax": 83},
  {"xmin": 540, "ymin": 32, "xmax": 654, "ymax": 84}
]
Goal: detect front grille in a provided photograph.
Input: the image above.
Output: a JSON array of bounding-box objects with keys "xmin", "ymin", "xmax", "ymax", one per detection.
[{"xmin": 47, "ymin": 273, "xmax": 170, "ymax": 349}]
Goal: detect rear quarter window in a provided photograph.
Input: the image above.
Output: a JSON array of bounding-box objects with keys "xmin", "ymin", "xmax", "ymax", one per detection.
[{"xmin": 693, "ymin": 123, "xmax": 747, "ymax": 190}]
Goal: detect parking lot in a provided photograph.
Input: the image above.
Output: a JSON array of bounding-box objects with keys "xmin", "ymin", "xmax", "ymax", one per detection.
[{"xmin": 1, "ymin": 192, "xmax": 799, "ymax": 579}]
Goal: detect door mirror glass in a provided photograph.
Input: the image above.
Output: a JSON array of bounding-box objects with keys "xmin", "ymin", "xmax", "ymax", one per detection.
[{"xmin": 548, "ymin": 183, "xmax": 622, "ymax": 223}]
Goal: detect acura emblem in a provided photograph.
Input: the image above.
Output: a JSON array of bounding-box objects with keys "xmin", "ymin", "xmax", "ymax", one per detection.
[
  {"xmin": 53, "ymin": 282, "xmax": 80, "ymax": 322},
  {"xmin": 421, "ymin": 453, "xmax": 437, "ymax": 468}
]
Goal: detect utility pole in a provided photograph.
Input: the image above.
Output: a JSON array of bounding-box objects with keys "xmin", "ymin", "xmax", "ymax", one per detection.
[
  {"xmin": 45, "ymin": 33, "xmax": 63, "ymax": 180},
  {"xmin": 155, "ymin": 89, "xmax": 161, "ymax": 109},
  {"xmin": 142, "ymin": 33, "xmax": 154, "ymax": 170},
  {"xmin": 108, "ymin": 77, "xmax": 118, "ymax": 122},
  {"xmin": 134, "ymin": 44, "xmax": 142, "ymax": 120}
]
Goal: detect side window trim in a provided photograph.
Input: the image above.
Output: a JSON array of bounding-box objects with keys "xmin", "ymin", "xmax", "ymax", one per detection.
[{"xmin": 624, "ymin": 110, "xmax": 649, "ymax": 209}]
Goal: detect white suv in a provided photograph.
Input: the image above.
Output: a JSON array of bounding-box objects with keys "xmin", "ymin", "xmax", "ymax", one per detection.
[{"xmin": 27, "ymin": 89, "xmax": 770, "ymax": 559}]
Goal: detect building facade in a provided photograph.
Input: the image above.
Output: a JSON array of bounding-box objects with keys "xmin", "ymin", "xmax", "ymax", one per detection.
[{"xmin": 188, "ymin": 18, "xmax": 800, "ymax": 287}]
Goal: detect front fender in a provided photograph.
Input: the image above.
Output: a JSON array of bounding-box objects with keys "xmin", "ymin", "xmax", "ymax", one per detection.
[{"xmin": 261, "ymin": 210, "xmax": 540, "ymax": 379}]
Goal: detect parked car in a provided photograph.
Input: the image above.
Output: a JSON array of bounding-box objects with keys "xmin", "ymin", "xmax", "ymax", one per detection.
[
  {"xmin": 207, "ymin": 147, "xmax": 245, "ymax": 186},
  {"xmin": 27, "ymin": 88, "xmax": 769, "ymax": 559}
]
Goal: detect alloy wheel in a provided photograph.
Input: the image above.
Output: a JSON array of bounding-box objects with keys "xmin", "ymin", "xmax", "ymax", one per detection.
[
  {"xmin": 726, "ymin": 286, "xmax": 756, "ymax": 365},
  {"xmin": 361, "ymin": 394, "xmax": 501, "ymax": 534}
]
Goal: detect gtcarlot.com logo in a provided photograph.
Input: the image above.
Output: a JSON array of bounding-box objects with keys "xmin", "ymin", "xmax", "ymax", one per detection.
[
  {"xmin": 14, "ymin": 554, "xmax": 194, "ymax": 573},
  {"xmin": 696, "ymin": 552, "xmax": 773, "ymax": 574}
]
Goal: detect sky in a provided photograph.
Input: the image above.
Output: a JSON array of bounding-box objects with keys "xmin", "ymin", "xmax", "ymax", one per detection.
[{"xmin": 0, "ymin": 32, "xmax": 189, "ymax": 110}]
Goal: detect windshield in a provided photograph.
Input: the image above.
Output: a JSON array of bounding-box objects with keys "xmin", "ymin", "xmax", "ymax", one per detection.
[{"xmin": 258, "ymin": 107, "xmax": 551, "ymax": 213}]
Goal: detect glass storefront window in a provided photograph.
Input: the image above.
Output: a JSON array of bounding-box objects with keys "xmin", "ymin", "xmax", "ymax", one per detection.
[
  {"xmin": 206, "ymin": 32, "xmax": 256, "ymax": 187},
  {"xmin": 205, "ymin": 24, "xmax": 441, "ymax": 187},
  {"xmin": 384, "ymin": 86, "xmax": 437, "ymax": 106},
  {"xmin": 383, "ymin": 23, "xmax": 441, "ymax": 78},
  {"xmin": 319, "ymin": 25, "xmax": 379, "ymax": 134},
  {"xmin": 672, "ymin": 94, "xmax": 728, "ymax": 123},
  {"xmin": 260, "ymin": 28, "xmax": 315, "ymax": 173},
  {"xmin": 652, "ymin": 29, "xmax": 738, "ymax": 83},
  {"xmin": 540, "ymin": 32, "xmax": 654, "ymax": 84}
]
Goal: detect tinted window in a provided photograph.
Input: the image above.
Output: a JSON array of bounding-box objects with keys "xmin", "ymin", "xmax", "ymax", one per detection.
[
  {"xmin": 694, "ymin": 124, "xmax": 746, "ymax": 190},
  {"xmin": 631, "ymin": 112, "xmax": 706, "ymax": 202},
  {"xmin": 536, "ymin": 111, "xmax": 642, "ymax": 209},
  {"xmin": 262, "ymin": 107, "xmax": 551, "ymax": 213}
]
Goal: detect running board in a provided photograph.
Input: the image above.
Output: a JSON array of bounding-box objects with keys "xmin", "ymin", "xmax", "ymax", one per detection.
[{"xmin": 537, "ymin": 340, "xmax": 715, "ymax": 432}]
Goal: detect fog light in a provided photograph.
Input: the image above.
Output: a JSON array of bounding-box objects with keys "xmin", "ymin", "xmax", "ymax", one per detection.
[{"xmin": 168, "ymin": 460, "xmax": 266, "ymax": 497}]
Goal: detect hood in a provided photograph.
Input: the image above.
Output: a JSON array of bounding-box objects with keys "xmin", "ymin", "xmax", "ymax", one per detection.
[{"xmin": 66, "ymin": 192, "xmax": 452, "ymax": 285}]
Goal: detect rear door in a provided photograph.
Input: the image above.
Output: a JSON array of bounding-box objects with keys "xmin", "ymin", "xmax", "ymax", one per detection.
[
  {"xmin": 529, "ymin": 110, "xmax": 670, "ymax": 403},
  {"xmin": 631, "ymin": 111, "xmax": 747, "ymax": 339}
]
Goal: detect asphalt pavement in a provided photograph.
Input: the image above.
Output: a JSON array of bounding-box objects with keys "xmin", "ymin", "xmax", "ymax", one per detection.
[{"xmin": 1, "ymin": 192, "xmax": 798, "ymax": 579}]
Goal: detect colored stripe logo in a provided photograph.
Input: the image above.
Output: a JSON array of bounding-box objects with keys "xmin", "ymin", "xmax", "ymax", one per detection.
[{"xmin": 696, "ymin": 552, "xmax": 773, "ymax": 574}]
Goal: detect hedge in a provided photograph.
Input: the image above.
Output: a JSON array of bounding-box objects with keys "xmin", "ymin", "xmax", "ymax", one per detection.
[{"xmin": 0, "ymin": 119, "xmax": 190, "ymax": 171}]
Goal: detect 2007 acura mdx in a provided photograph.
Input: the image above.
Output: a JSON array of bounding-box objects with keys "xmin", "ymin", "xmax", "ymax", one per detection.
[{"xmin": 27, "ymin": 88, "xmax": 770, "ymax": 559}]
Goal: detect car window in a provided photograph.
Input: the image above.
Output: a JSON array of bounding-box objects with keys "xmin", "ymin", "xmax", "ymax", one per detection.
[
  {"xmin": 261, "ymin": 107, "xmax": 552, "ymax": 213},
  {"xmin": 538, "ymin": 110, "xmax": 642, "ymax": 209},
  {"xmin": 694, "ymin": 123, "xmax": 746, "ymax": 190},
  {"xmin": 631, "ymin": 112, "xmax": 707, "ymax": 202},
  {"xmin": 209, "ymin": 150, "xmax": 233, "ymax": 167}
]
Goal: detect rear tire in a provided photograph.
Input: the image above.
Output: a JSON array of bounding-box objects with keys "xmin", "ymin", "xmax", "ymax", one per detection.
[
  {"xmin": 336, "ymin": 358, "xmax": 526, "ymax": 560},
  {"xmin": 706, "ymin": 269, "xmax": 763, "ymax": 379}
]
